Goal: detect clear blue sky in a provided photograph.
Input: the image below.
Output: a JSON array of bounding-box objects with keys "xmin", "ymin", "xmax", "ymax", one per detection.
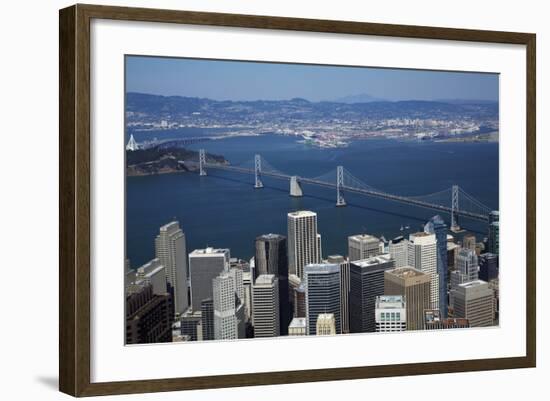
[{"xmin": 125, "ymin": 55, "xmax": 498, "ymax": 102}]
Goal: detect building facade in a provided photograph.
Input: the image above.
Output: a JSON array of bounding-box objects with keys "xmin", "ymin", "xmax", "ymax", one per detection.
[
  {"xmin": 304, "ymin": 263, "xmax": 341, "ymax": 335},
  {"xmin": 375, "ymin": 295, "xmax": 407, "ymax": 332},
  {"xmin": 453, "ymin": 280, "xmax": 494, "ymax": 327},
  {"xmin": 252, "ymin": 274, "xmax": 280, "ymax": 337},
  {"xmin": 348, "ymin": 234, "xmax": 381, "ymax": 262},
  {"xmin": 388, "ymin": 236, "xmax": 409, "ymax": 268},
  {"xmin": 287, "ymin": 211, "xmax": 322, "ymax": 279},
  {"xmin": 189, "ymin": 247, "xmax": 230, "ymax": 311},
  {"xmin": 316, "ymin": 313, "xmax": 337, "ymax": 335},
  {"xmin": 327, "ymin": 255, "xmax": 350, "ymax": 334},
  {"xmin": 408, "ymin": 232, "xmax": 439, "ymax": 310},
  {"xmin": 213, "ymin": 272, "xmax": 238, "ymax": 340},
  {"xmin": 424, "ymin": 215, "xmax": 448, "ymax": 317}
]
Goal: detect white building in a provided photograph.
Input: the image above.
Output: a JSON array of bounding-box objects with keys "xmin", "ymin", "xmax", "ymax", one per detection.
[
  {"xmin": 348, "ymin": 234, "xmax": 381, "ymax": 262},
  {"xmin": 408, "ymin": 232, "xmax": 439, "ymax": 310},
  {"xmin": 389, "ymin": 236, "xmax": 409, "ymax": 268},
  {"xmin": 213, "ymin": 272, "xmax": 238, "ymax": 340},
  {"xmin": 316, "ymin": 313, "xmax": 337, "ymax": 335},
  {"xmin": 252, "ymin": 274, "xmax": 280, "ymax": 337},
  {"xmin": 188, "ymin": 247, "xmax": 230, "ymax": 311},
  {"xmin": 135, "ymin": 258, "xmax": 166, "ymax": 295},
  {"xmin": 155, "ymin": 221, "xmax": 188, "ymax": 315},
  {"xmin": 287, "ymin": 211, "xmax": 322, "ymax": 278},
  {"xmin": 288, "ymin": 317, "xmax": 307, "ymax": 336},
  {"xmin": 375, "ymin": 295, "xmax": 407, "ymax": 332}
]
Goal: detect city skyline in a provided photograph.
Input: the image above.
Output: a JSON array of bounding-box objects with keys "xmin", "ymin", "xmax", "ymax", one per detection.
[{"xmin": 126, "ymin": 56, "xmax": 499, "ymax": 102}]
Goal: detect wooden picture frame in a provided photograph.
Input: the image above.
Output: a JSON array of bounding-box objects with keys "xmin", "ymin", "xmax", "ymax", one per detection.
[{"xmin": 59, "ymin": 3, "xmax": 536, "ymax": 397}]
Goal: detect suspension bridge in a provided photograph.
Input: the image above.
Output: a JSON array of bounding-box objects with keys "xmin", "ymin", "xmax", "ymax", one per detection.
[{"xmin": 196, "ymin": 149, "xmax": 495, "ymax": 230}]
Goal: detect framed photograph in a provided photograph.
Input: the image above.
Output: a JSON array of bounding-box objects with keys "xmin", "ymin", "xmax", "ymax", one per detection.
[{"xmin": 59, "ymin": 4, "xmax": 536, "ymax": 397}]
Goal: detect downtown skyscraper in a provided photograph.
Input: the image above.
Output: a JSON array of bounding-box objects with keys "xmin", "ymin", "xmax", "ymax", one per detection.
[
  {"xmin": 408, "ymin": 232, "xmax": 439, "ymax": 310},
  {"xmin": 304, "ymin": 263, "xmax": 341, "ymax": 335},
  {"xmin": 252, "ymin": 274, "xmax": 280, "ymax": 337},
  {"xmin": 348, "ymin": 234, "xmax": 381, "ymax": 262},
  {"xmin": 189, "ymin": 247, "xmax": 230, "ymax": 311},
  {"xmin": 424, "ymin": 215, "xmax": 449, "ymax": 317},
  {"xmin": 287, "ymin": 211, "xmax": 322, "ymax": 279}
]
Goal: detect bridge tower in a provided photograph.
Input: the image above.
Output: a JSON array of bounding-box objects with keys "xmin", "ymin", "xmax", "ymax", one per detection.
[
  {"xmin": 199, "ymin": 149, "xmax": 207, "ymax": 176},
  {"xmin": 254, "ymin": 154, "xmax": 264, "ymax": 188},
  {"xmin": 336, "ymin": 166, "xmax": 346, "ymax": 207},
  {"xmin": 450, "ymin": 185, "xmax": 460, "ymax": 231}
]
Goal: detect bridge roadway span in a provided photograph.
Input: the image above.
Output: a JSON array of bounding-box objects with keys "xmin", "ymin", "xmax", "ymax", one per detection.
[{"xmin": 203, "ymin": 163, "xmax": 489, "ymax": 222}]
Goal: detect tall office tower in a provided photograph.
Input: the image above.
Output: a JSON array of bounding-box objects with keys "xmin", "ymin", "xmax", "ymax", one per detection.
[
  {"xmin": 488, "ymin": 221, "xmax": 500, "ymax": 255},
  {"xmin": 453, "ymin": 280, "xmax": 495, "ymax": 327},
  {"xmin": 189, "ymin": 247, "xmax": 230, "ymax": 311},
  {"xmin": 447, "ymin": 242, "xmax": 459, "ymax": 270},
  {"xmin": 316, "ymin": 313, "xmax": 337, "ymax": 335},
  {"xmin": 288, "ymin": 273, "xmax": 302, "ymax": 317},
  {"xmin": 408, "ymin": 232, "xmax": 439, "ymax": 310},
  {"xmin": 294, "ymin": 283, "xmax": 306, "ymax": 318},
  {"xmin": 255, "ymin": 234, "xmax": 290, "ymax": 334},
  {"xmin": 252, "ymin": 274, "xmax": 280, "ymax": 337},
  {"xmin": 375, "ymin": 295, "xmax": 407, "ymax": 332},
  {"xmin": 488, "ymin": 278, "xmax": 500, "ymax": 323},
  {"xmin": 242, "ymin": 271, "xmax": 253, "ymax": 322},
  {"xmin": 180, "ymin": 310, "xmax": 201, "ymax": 341},
  {"xmin": 424, "ymin": 215, "xmax": 448, "ymax": 317},
  {"xmin": 389, "ymin": 236, "xmax": 409, "ymax": 268},
  {"xmin": 229, "ymin": 267, "xmax": 244, "ymax": 304},
  {"xmin": 155, "ymin": 221, "xmax": 188, "ymax": 315},
  {"xmin": 489, "ymin": 210, "xmax": 499, "ymax": 224},
  {"xmin": 126, "ymin": 284, "xmax": 173, "ymax": 344},
  {"xmin": 304, "ymin": 263, "xmax": 341, "ymax": 335},
  {"xmin": 424, "ymin": 310, "xmax": 469, "ymax": 330},
  {"xmin": 462, "ymin": 233, "xmax": 477, "ymax": 252},
  {"xmin": 287, "ymin": 211, "xmax": 322, "ymax": 279},
  {"xmin": 384, "ymin": 267, "xmax": 431, "ymax": 331},
  {"xmin": 349, "ymin": 254, "xmax": 395, "ymax": 333},
  {"xmin": 212, "ymin": 272, "xmax": 238, "ymax": 340},
  {"xmin": 479, "ymin": 253, "xmax": 499, "ymax": 282},
  {"xmin": 135, "ymin": 258, "xmax": 167, "ymax": 295},
  {"xmin": 327, "ymin": 255, "xmax": 351, "ymax": 334},
  {"xmin": 200, "ymin": 298, "xmax": 214, "ymax": 341},
  {"xmin": 348, "ymin": 234, "xmax": 381, "ymax": 262},
  {"xmin": 451, "ymin": 248, "xmax": 479, "ymax": 289},
  {"xmin": 288, "ymin": 317, "xmax": 307, "ymax": 336}
]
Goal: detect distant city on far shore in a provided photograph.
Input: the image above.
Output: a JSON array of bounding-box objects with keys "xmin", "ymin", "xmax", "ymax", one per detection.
[{"xmin": 124, "ymin": 56, "xmax": 499, "ymax": 345}]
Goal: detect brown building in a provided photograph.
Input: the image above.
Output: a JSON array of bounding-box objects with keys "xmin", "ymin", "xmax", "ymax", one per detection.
[
  {"xmin": 453, "ymin": 280, "xmax": 495, "ymax": 327},
  {"xmin": 424, "ymin": 309, "xmax": 469, "ymax": 330},
  {"xmin": 126, "ymin": 284, "xmax": 173, "ymax": 344},
  {"xmin": 384, "ymin": 266, "xmax": 431, "ymax": 331}
]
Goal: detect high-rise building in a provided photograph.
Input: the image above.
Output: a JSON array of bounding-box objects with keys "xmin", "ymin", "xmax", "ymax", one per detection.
[
  {"xmin": 453, "ymin": 280, "xmax": 494, "ymax": 327},
  {"xmin": 424, "ymin": 309, "xmax": 469, "ymax": 330},
  {"xmin": 252, "ymin": 274, "xmax": 280, "ymax": 337},
  {"xmin": 349, "ymin": 254, "xmax": 394, "ymax": 333},
  {"xmin": 408, "ymin": 232, "xmax": 439, "ymax": 310},
  {"xmin": 134, "ymin": 258, "xmax": 167, "ymax": 296},
  {"xmin": 424, "ymin": 215, "xmax": 448, "ymax": 317},
  {"xmin": 388, "ymin": 236, "xmax": 409, "ymax": 268},
  {"xmin": 384, "ymin": 266, "xmax": 431, "ymax": 331},
  {"xmin": 375, "ymin": 295, "xmax": 406, "ymax": 332},
  {"xmin": 200, "ymin": 298, "xmax": 214, "ymax": 341},
  {"xmin": 288, "ymin": 317, "xmax": 307, "ymax": 336},
  {"xmin": 180, "ymin": 310, "xmax": 201, "ymax": 341},
  {"xmin": 189, "ymin": 247, "xmax": 230, "ymax": 311},
  {"xmin": 479, "ymin": 253, "xmax": 499, "ymax": 282},
  {"xmin": 447, "ymin": 242, "xmax": 459, "ymax": 270},
  {"xmin": 288, "ymin": 273, "xmax": 302, "ymax": 317},
  {"xmin": 451, "ymin": 248, "xmax": 479, "ymax": 289},
  {"xmin": 304, "ymin": 263, "xmax": 341, "ymax": 335},
  {"xmin": 488, "ymin": 221, "xmax": 500, "ymax": 255},
  {"xmin": 348, "ymin": 234, "xmax": 381, "ymax": 262},
  {"xmin": 489, "ymin": 210, "xmax": 499, "ymax": 224},
  {"xmin": 212, "ymin": 272, "xmax": 238, "ymax": 340},
  {"xmin": 155, "ymin": 221, "xmax": 188, "ymax": 315},
  {"xmin": 287, "ymin": 211, "xmax": 322, "ymax": 279},
  {"xmin": 255, "ymin": 234, "xmax": 290, "ymax": 334},
  {"xmin": 125, "ymin": 284, "xmax": 173, "ymax": 344},
  {"xmin": 327, "ymin": 255, "xmax": 350, "ymax": 334},
  {"xmin": 316, "ymin": 313, "xmax": 337, "ymax": 335},
  {"xmin": 294, "ymin": 282, "xmax": 306, "ymax": 318},
  {"xmin": 462, "ymin": 233, "xmax": 477, "ymax": 252}
]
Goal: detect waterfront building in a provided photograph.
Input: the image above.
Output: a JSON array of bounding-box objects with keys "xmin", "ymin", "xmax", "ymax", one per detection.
[
  {"xmin": 488, "ymin": 221, "xmax": 500, "ymax": 255},
  {"xmin": 189, "ymin": 247, "xmax": 230, "ymax": 311},
  {"xmin": 453, "ymin": 280, "xmax": 494, "ymax": 327},
  {"xmin": 349, "ymin": 254, "xmax": 394, "ymax": 333},
  {"xmin": 316, "ymin": 313, "xmax": 337, "ymax": 335},
  {"xmin": 408, "ymin": 232, "xmax": 439, "ymax": 310},
  {"xmin": 155, "ymin": 221, "xmax": 188, "ymax": 315},
  {"xmin": 200, "ymin": 298, "xmax": 214, "ymax": 341},
  {"xmin": 384, "ymin": 267, "xmax": 431, "ymax": 331},
  {"xmin": 388, "ymin": 236, "xmax": 409, "ymax": 268},
  {"xmin": 213, "ymin": 272, "xmax": 238, "ymax": 340},
  {"xmin": 252, "ymin": 274, "xmax": 280, "ymax": 337},
  {"xmin": 479, "ymin": 253, "xmax": 499, "ymax": 282},
  {"xmin": 304, "ymin": 263, "xmax": 341, "ymax": 335},
  {"xmin": 348, "ymin": 234, "xmax": 381, "ymax": 262},
  {"xmin": 327, "ymin": 255, "xmax": 350, "ymax": 334},
  {"xmin": 375, "ymin": 295, "xmax": 407, "ymax": 332},
  {"xmin": 125, "ymin": 284, "xmax": 173, "ymax": 344},
  {"xmin": 288, "ymin": 317, "xmax": 307, "ymax": 336},
  {"xmin": 255, "ymin": 234, "xmax": 290, "ymax": 334},
  {"xmin": 424, "ymin": 309, "xmax": 469, "ymax": 330},
  {"xmin": 424, "ymin": 215, "xmax": 448, "ymax": 317},
  {"xmin": 287, "ymin": 211, "xmax": 322, "ymax": 279}
]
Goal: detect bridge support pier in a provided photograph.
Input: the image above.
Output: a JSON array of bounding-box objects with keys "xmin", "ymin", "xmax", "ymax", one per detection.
[
  {"xmin": 290, "ymin": 176, "xmax": 303, "ymax": 197},
  {"xmin": 450, "ymin": 184, "xmax": 460, "ymax": 231},
  {"xmin": 336, "ymin": 166, "xmax": 346, "ymax": 207},
  {"xmin": 254, "ymin": 154, "xmax": 263, "ymax": 188},
  {"xmin": 199, "ymin": 149, "xmax": 207, "ymax": 176}
]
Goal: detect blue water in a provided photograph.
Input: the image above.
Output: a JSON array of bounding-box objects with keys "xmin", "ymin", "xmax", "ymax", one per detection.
[{"xmin": 126, "ymin": 134, "xmax": 498, "ymax": 269}]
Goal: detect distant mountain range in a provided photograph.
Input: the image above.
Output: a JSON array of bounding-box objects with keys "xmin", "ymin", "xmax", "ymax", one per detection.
[
  {"xmin": 332, "ymin": 93, "xmax": 386, "ymax": 103},
  {"xmin": 126, "ymin": 92, "xmax": 498, "ymax": 123}
]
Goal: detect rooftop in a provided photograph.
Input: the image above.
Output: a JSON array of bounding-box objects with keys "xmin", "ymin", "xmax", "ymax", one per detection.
[
  {"xmin": 376, "ymin": 295, "xmax": 406, "ymax": 309},
  {"xmin": 289, "ymin": 317, "xmax": 307, "ymax": 328},
  {"xmin": 386, "ymin": 266, "xmax": 427, "ymax": 278},
  {"xmin": 349, "ymin": 233, "xmax": 379, "ymax": 242},
  {"xmin": 189, "ymin": 247, "xmax": 229, "ymax": 256},
  {"xmin": 254, "ymin": 274, "xmax": 276, "ymax": 285},
  {"xmin": 288, "ymin": 210, "xmax": 317, "ymax": 218},
  {"xmin": 352, "ymin": 254, "xmax": 392, "ymax": 268}
]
